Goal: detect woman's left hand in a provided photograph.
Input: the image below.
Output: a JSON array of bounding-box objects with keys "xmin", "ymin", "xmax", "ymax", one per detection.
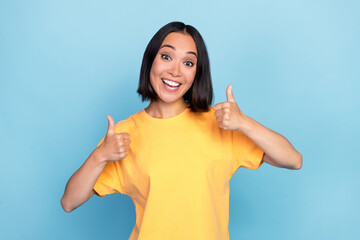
[{"xmin": 213, "ymin": 85, "xmax": 248, "ymax": 132}]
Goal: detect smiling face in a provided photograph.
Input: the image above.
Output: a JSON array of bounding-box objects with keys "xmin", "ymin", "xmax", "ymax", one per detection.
[{"xmin": 149, "ymin": 32, "xmax": 198, "ymax": 104}]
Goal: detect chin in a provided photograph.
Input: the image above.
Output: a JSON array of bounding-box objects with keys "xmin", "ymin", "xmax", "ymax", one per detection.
[
  {"xmin": 158, "ymin": 94, "xmax": 182, "ymax": 103},
  {"xmin": 161, "ymin": 98, "xmax": 180, "ymax": 103}
]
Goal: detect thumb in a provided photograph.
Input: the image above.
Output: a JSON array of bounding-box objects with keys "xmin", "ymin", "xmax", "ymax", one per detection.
[
  {"xmin": 106, "ymin": 115, "xmax": 116, "ymax": 136},
  {"xmin": 226, "ymin": 84, "xmax": 235, "ymax": 102}
]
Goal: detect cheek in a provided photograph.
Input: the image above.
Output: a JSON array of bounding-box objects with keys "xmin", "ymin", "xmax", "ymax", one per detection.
[
  {"xmin": 151, "ymin": 58, "xmax": 164, "ymax": 75},
  {"xmin": 149, "ymin": 61, "xmax": 160, "ymax": 84},
  {"xmin": 186, "ymin": 69, "xmax": 197, "ymax": 85}
]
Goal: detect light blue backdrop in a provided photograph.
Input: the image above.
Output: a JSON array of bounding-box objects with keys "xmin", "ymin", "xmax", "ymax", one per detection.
[{"xmin": 1, "ymin": 0, "xmax": 359, "ymax": 239}]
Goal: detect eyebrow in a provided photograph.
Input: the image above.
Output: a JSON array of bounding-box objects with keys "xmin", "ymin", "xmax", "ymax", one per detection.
[{"xmin": 160, "ymin": 44, "xmax": 197, "ymax": 58}]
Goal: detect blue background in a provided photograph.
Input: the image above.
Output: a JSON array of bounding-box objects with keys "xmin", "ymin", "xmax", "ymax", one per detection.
[{"xmin": 1, "ymin": 0, "xmax": 359, "ymax": 239}]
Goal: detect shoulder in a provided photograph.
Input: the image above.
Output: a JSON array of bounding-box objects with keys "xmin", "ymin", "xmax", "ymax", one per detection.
[
  {"xmin": 114, "ymin": 111, "xmax": 141, "ymax": 134},
  {"xmin": 191, "ymin": 106, "xmax": 215, "ymax": 117},
  {"xmin": 198, "ymin": 106, "xmax": 216, "ymax": 121},
  {"xmin": 189, "ymin": 106, "xmax": 218, "ymax": 129}
]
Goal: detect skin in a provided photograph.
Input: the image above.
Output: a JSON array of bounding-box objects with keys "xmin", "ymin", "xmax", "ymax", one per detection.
[
  {"xmin": 146, "ymin": 31, "xmax": 302, "ymax": 169},
  {"xmin": 145, "ymin": 32, "xmax": 197, "ymax": 118},
  {"xmin": 61, "ymin": 33, "xmax": 197, "ymax": 212},
  {"xmin": 61, "ymin": 32, "xmax": 198, "ymax": 212},
  {"xmin": 60, "ymin": 115, "xmax": 130, "ymax": 212},
  {"xmin": 61, "ymin": 30, "xmax": 302, "ymax": 213},
  {"xmin": 213, "ymin": 85, "xmax": 303, "ymax": 169}
]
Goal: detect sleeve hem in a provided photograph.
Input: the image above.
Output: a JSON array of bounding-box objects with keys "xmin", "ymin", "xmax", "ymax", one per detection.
[
  {"xmin": 251, "ymin": 148, "xmax": 265, "ymax": 170},
  {"xmin": 93, "ymin": 188, "xmax": 104, "ymax": 197},
  {"xmin": 93, "ymin": 183, "xmax": 109, "ymax": 197},
  {"xmin": 93, "ymin": 181, "xmax": 124, "ymax": 197},
  {"xmin": 234, "ymin": 146, "xmax": 265, "ymax": 172}
]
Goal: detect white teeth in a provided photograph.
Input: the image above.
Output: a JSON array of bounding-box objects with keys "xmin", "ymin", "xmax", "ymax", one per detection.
[{"xmin": 163, "ymin": 79, "xmax": 180, "ymax": 87}]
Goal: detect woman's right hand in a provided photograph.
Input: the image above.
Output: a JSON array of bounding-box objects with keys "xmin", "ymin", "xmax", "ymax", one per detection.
[{"xmin": 98, "ymin": 115, "xmax": 131, "ymax": 162}]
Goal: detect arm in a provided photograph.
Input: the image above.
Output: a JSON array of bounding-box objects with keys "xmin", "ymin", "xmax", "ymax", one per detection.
[
  {"xmin": 61, "ymin": 115, "xmax": 131, "ymax": 213},
  {"xmin": 213, "ymin": 85, "xmax": 302, "ymax": 170},
  {"xmin": 61, "ymin": 147, "xmax": 107, "ymax": 212},
  {"xmin": 239, "ymin": 115, "xmax": 302, "ymax": 170}
]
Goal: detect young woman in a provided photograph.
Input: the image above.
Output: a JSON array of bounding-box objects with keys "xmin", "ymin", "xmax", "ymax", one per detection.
[{"xmin": 61, "ymin": 21, "xmax": 302, "ymax": 240}]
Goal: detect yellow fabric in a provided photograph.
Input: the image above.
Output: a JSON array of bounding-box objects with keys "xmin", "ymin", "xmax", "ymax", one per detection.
[{"xmin": 93, "ymin": 106, "xmax": 264, "ymax": 240}]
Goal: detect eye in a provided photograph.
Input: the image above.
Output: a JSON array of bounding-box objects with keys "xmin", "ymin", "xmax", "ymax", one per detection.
[
  {"xmin": 184, "ymin": 61, "xmax": 194, "ymax": 67},
  {"xmin": 161, "ymin": 53, "xmax": 171, "ymax": 60}
]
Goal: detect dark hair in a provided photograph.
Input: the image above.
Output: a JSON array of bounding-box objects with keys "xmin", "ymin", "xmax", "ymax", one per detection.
[{"xmin": 137, "ymin": 21, "xmax": 213, "ymax": 112}]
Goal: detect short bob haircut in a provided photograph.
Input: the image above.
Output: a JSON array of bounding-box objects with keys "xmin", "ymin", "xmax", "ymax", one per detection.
[{"xmin": 137, "ymin": 21, "xmax": 213, "ymax": 112}]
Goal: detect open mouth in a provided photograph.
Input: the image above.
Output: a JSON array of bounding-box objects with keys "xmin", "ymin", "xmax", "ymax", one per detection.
[{"xmin": 162, "ymin": 79, "xmax": 181, "ymax": 89}]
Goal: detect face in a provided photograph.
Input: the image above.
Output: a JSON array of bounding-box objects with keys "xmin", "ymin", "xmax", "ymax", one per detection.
[{"xmin": 149, "ymin": 32, "xmax": 198, "ymax": 104}]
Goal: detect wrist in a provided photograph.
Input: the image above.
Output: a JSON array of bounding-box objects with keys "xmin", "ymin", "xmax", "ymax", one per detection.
[
  {"xmin": 92, "ymin": 146, "xmax": 108, "ymax": 165},
  {"xmin": 237, "ymin": 115, "xmax": 254, "ymax": 134}
]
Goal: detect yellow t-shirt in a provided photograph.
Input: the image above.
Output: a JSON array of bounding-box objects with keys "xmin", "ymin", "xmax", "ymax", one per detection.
[{"xmin": 93, "ymin": 106, "xmax": 264, "ymax": 240}]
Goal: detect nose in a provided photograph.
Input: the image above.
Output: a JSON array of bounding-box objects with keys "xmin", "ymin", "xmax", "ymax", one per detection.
[{"xmin": 168, "ymin": 61, "xmax": 182, "ymax": 77}]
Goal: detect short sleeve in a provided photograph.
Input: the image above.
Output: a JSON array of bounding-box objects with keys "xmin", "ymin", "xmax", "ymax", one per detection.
[
  {"xmin": 93, "ymin": 138, "xmax": 125, "ymax": 197},
  {"xmin": 232, "ymin": 130, "xmax": 264, "ymax": 174}
]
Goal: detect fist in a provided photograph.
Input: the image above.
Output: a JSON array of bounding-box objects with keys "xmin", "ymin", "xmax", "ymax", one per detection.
[
  {"xmin": 99, "ymin": 115, "xmax": 131, "ymax": 162},
  {"xmin": 213, "ymin": 85, "xmax": 247, "ymax": 132}
]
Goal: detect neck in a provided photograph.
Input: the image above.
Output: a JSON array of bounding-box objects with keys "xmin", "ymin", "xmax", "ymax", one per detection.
[{"xmin": 145, "ymin": 99, "xmax": 189, "ymax": 119}]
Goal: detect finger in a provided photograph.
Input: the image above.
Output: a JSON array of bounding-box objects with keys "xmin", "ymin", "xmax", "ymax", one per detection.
[
  {"xmin": 226, "ymin": 84, "xmax": 235, "ymax": 102},
  {"xmin": 121, "ymin": 149, "xmax": 130, "ymax": 158},
  {"xmin": 116, "ymin": 134, "xmax": 125, "ymax": 143},
  {"xmin": 213, "ymin": 104, "xmax": 220, "ymax": 111},
  {"xmin": 120, "ymin": 146, "xmax": 130, "ymax": 154},
  {"xmin": 213, "ymin": 102, "xmax": 227, "ymax": 111},
  {"xmin": 121, "ymin": 138, "xmax": 131, "ymax": 146},
  {"xmin": 217, "ymin": 120, "xmax": 228, "ymax": 130},
  {"xmin": 216, "ymin": 115, "xmax": 223, "ymax": 123},
  {"xmin": 214, "ymin": 109, "xmax": 224, "ymax": 118},
  {"xmin": 119, "ymin": 145, "xmax": 128, "ymax": 152},
  {"xmin": 117, "ymin": 132, "xmax": 131, "ymax": 139},
  {"xmin": 106, "ymin": 115, "xmax": 116, "ymax": 135}
]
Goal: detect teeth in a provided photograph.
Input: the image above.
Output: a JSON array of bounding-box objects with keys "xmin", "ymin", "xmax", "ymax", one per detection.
[{"xmin": 163, "ymin": 79, "xmax": 180, "ymax": 87}]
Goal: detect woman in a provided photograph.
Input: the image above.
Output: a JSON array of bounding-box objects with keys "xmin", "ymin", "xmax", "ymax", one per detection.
[{"xmin": 61, "ymin": 21, "xmax": 302, "ymax": 240}]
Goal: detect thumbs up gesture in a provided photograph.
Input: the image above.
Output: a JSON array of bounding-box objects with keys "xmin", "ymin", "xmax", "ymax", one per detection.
[
  {"xmin": 98, "ymin": 115, "xmax": 131, "ymax": 162},
  {"xmin": 213, "ymin": 85, "xmax": 247, "ymax": 132}
]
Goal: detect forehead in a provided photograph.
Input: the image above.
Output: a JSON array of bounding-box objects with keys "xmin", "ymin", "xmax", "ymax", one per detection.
[{"xmin": 161, "ymin": 32, "xmax": 197, "ymax": 53}]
